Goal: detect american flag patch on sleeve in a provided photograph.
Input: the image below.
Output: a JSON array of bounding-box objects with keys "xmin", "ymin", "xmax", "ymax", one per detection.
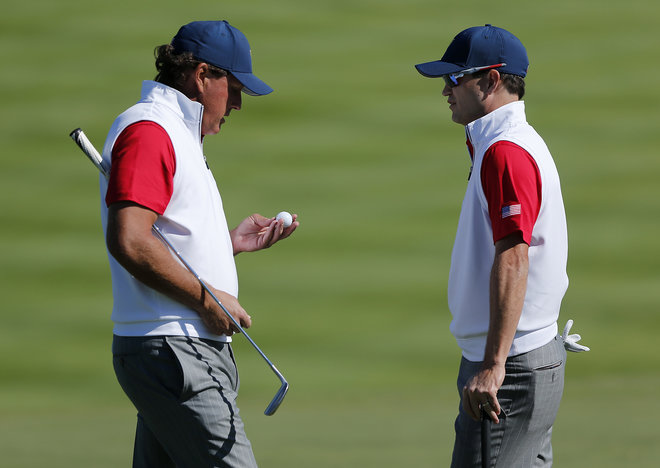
[{"xmin": 502, "ymin": 204, "xmax": 521, "ymax": 219}]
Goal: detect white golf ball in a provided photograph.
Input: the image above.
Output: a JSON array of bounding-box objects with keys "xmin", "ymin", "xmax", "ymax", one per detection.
[{"xmin": 276, "ymin": 211, "xmax": 293, "ymax": 228}]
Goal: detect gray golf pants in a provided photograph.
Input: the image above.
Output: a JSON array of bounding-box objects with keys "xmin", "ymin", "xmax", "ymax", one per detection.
[
  {"xmin": 451, "ymin": 336, "xmax": 566, "ymax": 467},
  {"xmin": 112, "ymin": 335, "xmax": 258, "ymax": 468}
]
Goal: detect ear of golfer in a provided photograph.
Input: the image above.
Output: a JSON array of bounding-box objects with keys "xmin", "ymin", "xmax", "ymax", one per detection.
[
  {"xmin": 462, "ymin": 232, "xmax": 529, "ymax": 423},
  {"xmin": 106, "ymin": 202, "xmax": 298, "ymax": 336}
]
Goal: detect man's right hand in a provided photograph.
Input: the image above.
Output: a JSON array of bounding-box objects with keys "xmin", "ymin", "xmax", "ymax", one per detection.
[{"xmin": 198, "ymin": 287, "xmax": 252, "ymax": 336}]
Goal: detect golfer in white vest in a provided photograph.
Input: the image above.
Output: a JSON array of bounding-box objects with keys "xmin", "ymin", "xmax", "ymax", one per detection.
[
  {"xmin": 101, "ymin": 21, "xmax": 298, "ymax": 467},
  {"xmin": 415, "ymin": 25, "xmax": 588, "ymax": 466}
]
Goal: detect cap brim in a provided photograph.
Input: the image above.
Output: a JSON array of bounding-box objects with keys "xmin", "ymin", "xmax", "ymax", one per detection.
[
  {"xmin": 415, "ymin": 60, "xmax": 465, "ymax": 78},
  {"xmin": 232, "ymin": 71, "xmax": 273, "ymax": 96}
]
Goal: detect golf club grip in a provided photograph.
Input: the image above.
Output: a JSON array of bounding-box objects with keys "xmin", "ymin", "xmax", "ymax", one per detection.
[
  {"xmin": 70, "ymin": 128, "xmax": 110, "ymax": 178},
  {"xmin": 481, "ymin": 410, "xmax": 491, "ymax": 468}
]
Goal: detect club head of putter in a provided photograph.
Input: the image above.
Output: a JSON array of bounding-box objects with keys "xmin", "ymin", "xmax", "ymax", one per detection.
[{"xmin": 264, "ymin": 380, "xmax": 289, "ymax": 416}]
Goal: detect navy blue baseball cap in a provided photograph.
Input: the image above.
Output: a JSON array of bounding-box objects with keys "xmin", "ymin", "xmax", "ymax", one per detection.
[
  {"xmin": 171, "ymin": 20, "xmax": 273, "ymax": 96},
  {"xmin": 415, "ymin": 24, "xmax": 529, "ymax": 78}
]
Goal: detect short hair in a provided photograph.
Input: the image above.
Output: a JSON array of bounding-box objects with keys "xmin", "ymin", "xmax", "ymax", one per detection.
[
  {"xmin": 154, "ymin": 44, "xmax": 228, "ymax": 91},
  {"xmin": 500, "ymin": 73, "xmax": 525, "ymax": 99},
  {"xmin": 472, "ymin": 70, "xmax": 525, "ymax": 99}
]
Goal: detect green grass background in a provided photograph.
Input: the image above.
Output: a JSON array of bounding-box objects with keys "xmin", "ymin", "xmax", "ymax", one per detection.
[{"xmin": 1, "ymin": 0, "xmax": 659, "ymax": 466}]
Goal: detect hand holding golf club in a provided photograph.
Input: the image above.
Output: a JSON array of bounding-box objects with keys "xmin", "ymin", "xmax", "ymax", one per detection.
[
  {"xmin": 198, "ymin": 286, "xmax": 252, "ymax": 336},
  {"xmin": 463, "ymin": 365, "xmax": 504, "ymax": 424}
]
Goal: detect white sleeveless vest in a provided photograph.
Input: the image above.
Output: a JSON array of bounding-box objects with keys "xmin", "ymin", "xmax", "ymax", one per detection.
[
  {"xmin": 448, "ymin": 101, "xmax": 568, "ymax": 361},
  {"xmin": 100, "ymin": 81, "xmax": 237, "ymax": 341}
]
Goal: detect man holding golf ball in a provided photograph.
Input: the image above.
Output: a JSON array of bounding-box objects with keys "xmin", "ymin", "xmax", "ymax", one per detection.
[
  {"xmin": 415, "ymin": 25, "xmax": 587, "ymax": 466},
  {"xmin": 101, "ymin": 21, "xmax": 298, "ymax": 468}
]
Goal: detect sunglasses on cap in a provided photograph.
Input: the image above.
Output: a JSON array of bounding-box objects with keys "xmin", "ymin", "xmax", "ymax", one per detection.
[{"xmin": 443, "ymin": 63, "xmax": 506, "ymax": 87}]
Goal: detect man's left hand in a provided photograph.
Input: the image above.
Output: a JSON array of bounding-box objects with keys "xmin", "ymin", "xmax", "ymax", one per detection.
[
  {"xmin": 231, "ymin": 213, "xmax": 299, "ymax": 255},
  {"xmin": 463, "ymin": 364, "xmax": 505, "ymax": 424}
]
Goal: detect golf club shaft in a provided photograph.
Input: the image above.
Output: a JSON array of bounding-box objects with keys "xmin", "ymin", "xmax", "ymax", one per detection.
[
  {"xmin": 150, "ymin": 223, "xmax": 285, "ymax": 377},
  {"xmin": 69, "ymin": 128, "xmax": 288, "ymax": 414}
]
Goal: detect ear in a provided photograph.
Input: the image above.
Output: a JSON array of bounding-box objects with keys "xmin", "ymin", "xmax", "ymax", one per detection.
[
  {"xmin": 180, "ymin": 63, "xmax": 209, "ymax": 102},
  {"xmin": 193, "ymin": 63, "xmax": 210, "ymax": 94},
  {"xmin": 486, "ymin": 69, "xmax": 502, "ymax": 95}
]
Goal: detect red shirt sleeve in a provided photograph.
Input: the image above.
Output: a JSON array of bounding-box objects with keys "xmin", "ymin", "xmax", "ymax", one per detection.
[
  {"xmin": 481, "ymin": 141, "xmax": 541, "ymax": 245},
  {"xmin": 105, "ymin": 121, "xmax": 175, "ymax": 214}
]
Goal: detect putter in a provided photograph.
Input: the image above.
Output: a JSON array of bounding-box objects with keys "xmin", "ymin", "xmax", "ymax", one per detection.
[
  {"xmin": 481, "ymin": 409, "xmax": 491, "ymax": 468},
  {"xmin": 70, "ymin": 128, "xmax": 289, "ymax": 416}
]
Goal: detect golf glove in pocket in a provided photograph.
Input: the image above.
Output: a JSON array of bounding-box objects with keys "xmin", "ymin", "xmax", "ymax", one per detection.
[{"xmin": 562, "ymin": 319, "xmax": 590, "ymax": 352}]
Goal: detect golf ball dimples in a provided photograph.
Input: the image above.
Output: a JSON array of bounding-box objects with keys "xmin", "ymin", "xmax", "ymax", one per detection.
[{"xmin": 276, "ymin": 211, "xmax": 293, "ymax": 228}]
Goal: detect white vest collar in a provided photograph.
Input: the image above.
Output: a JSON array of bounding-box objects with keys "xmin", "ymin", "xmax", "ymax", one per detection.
[
  {"xmin": 140, "ymin": 81, "xmax": 203, "ymax": 138},
  {"xmin": 466, "ymin": 101, "xmax": 527, "ymax": 151}
]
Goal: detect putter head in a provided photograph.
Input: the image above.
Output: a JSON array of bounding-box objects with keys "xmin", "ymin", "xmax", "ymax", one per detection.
[{"xmin": 264, "ymin": 380, "xmax": 289, "ymax": 416}]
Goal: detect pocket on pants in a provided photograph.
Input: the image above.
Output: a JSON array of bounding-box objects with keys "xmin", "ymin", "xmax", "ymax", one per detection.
[
  {"xmin": 112, "ymin": 336, "xmax": 186, "ymax": 404},
  {"xmin": 533, "ymin": 359, "xmax": 563, "ymax": 371},
  {"xmin": 165, "ymin": 336, "xmax": 238, "ymax": 401},
  {"xmin": 529, "ymin": 358, "xmax": 565, "ymax": 431}
]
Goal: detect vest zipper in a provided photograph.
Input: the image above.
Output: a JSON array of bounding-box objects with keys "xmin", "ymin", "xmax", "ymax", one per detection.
[
  {"xmin": 465, "ymin": 126, "xmax": 474, "ymax": 181},
  {"xmin": 197, "ymin": 106, "xmax": 209, "ymax": 169}
]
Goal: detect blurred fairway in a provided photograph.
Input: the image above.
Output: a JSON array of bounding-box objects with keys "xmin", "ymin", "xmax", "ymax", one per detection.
[{"xmin": 1, "ymin": 0, "xmax": 659, "ymax": 466}]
